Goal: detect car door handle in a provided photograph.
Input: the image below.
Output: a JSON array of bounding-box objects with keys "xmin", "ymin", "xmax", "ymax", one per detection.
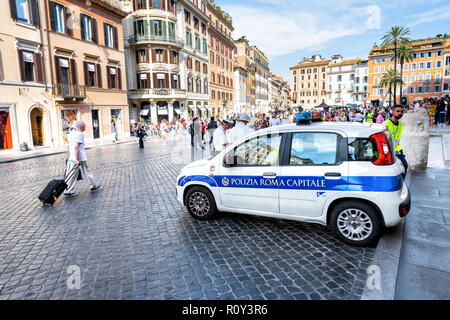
[
  {"xmin": 324, "ymin": 172, "xmax": 341, "ymax": 177},
  {"xmin": 263, "ymin": 172, "xmax": 277, "ymax": 178}
]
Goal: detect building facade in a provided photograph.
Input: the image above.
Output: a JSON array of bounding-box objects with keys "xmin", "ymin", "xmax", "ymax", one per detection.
[
  {"xmin": 206, "ymin": 0, "xmax": 234, "ymax": 119},
  {"xmin": 49, "ymin": 0, "xmax": 129, "ymax": 145},
  {"xmin": 1, "ymin": 0, "xmax": 128, "ymax": 153},
  {"xmin": 280, "ymin": 82, "xmax": 291, "ymax": 111},
  {"xmin": 327, "ymin": 55, "xmax": 360, "ymax": 106},
  {"xmin": 268, "ymin": 74, "xmax": 281, "ymax": 112},
  {"xmin": 124, "ymin": 0, "xmax": 210, "ymax": 124},
  {"xmin": 234, "ymin": 39, "xmax": 254, "ymax": 115},
  {"xmin": 354, "ymin": 60, "xmax": 369, "ymax": 105},
  {"xmin": 233, "ymin": 65, "xmax": 246, "ymax": 115},
  {"xmin": 290, "ymin": 54, "xmax": 329, "ymax": 110},
  {"xmin": 252, "ymin": 46, "xmax": 269, "ymax": 114},
  {"xmin": 443, "ymin": 44, "xmax": 450, "ymax": 97},
  {"xmin": 368, "ymin": 36, "xmax": 449, "ymax": 107}
]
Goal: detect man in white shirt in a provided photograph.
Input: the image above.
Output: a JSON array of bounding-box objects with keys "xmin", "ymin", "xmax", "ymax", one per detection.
[
  {"xmin": 64, "ymin": 121, "xmax": 102, "ymax": 197},
  {"xmin": 229, "ymin": 113, "xmax": 254, "ymax": 144},
  {"xmin": 213, "ymin": 120, "xmax": 232, "ymax": 156},
  {"xmin": 269, "ymin": 112, "xmax": 282, "ymax": 127}
]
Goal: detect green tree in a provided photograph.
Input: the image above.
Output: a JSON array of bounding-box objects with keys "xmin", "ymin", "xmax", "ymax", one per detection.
[
  {"xmin": 381, "ymin": 26, "xmax": 411, "ymax": 105},
  {"xmin": 392, "ymin": 42, "xmax": 414, "ymax": 105},
  {"xmin": 379, "ymin": 69, "xmax": 403, "ymax": 108}
]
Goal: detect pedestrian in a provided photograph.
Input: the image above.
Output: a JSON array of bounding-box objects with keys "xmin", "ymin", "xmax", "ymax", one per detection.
[
  {"xmin": 376, "ymin": 110, "xmax": 385, "ymax": 124},
  {"xmin": 428, "ymin": 98, "xmax": 437, "ymax": 129},
  {"xmin": 229, "ymin": 113, "xmax": 254, "ymax": 144},
  {"xmin": 111, "ymin": 120, "xmax": 118, "ymax": 142},
  {"xmin": 193, "ymin": 117, "xmax": 204, "ymax": 150},
  {"xmin": 269, "ymin": 112, "xmax": 282, "ymax": 127},
  {"xmin": 384, "ymin": 104, "xmax": 408, "ymax": 177},
  {"xmin": 213, "ymin": 120, "xmax": 232, "ymax": 156},
  {"xmin": 207, "ymin": 116, "xmax": 218, "ymax": 146},
  {"xmin": 365, "ymin": 108, "xmax": 374, "ymax": 123},
  {"xmin": 201, "ymin": 121, "xmax": 206, "ymax": 142},
  {"xmin": 436, "ymin": 98, "xmax": 446, "ymax": 127},
  {"xmin": 64, "ymin": 121, "xmax": 102, "ymax": 197},
  {"xmin": 137, "ymin": 122, "xmax": 146, "ymax": 149},
  {"xmin": 355, "ymin": 110, "xmax": 363, "ymax": 123}
]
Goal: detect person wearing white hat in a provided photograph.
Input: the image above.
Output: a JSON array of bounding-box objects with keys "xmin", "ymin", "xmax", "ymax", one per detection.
[
  {"xmin": 213, "ymin": 120, "xmax": 232, "ymax": 156},
  {"xmin": 228, "ymin": 113, "xmax": 254, "ymax": 144}
]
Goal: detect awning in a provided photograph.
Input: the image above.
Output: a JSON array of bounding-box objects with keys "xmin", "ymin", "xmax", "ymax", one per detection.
[
  {"xmin": 413, "ymin": 97, "xmax": 423, "ymax": 101},
  {"xmin": 198, "ymin": 105, "xmax": 206, "ymax": 113},
  {"xmin": 174, "ymin": 108, "xmax": 181, "ymax": 115},
  {"xmin": 139, "ymin": 109, "xmax": 150, "ymax": 116},
  {"xmin": 188, "ymin": 104, "xmax": 195, "ymax": 111}
]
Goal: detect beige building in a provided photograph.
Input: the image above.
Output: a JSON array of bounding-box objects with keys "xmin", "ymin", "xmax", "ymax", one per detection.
[
  {"xmin": 48, "ymin": 0, "xmax": 129, "ymax": 145},
  {"xmin": 206, "ymin": 0, "xmax": 234, "ymax": 119},
  {"xmin": 290, "ymin": 54, "xmax": 329, "ymax": 110},
  {"xmin": 1, "ymin": 0, "xmax": 129, "ymax": 153}
]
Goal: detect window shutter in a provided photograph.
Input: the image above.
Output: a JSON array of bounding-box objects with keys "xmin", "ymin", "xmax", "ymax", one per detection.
[
  {"xmin": 107, "ymin": 67, "xmax": 111, "ymax": 88},
  {"xmin": 17, "ymin": 50, "xmax": 25, "ymax": 81},
  {"xmin": 149, "ymin": 20, "xmax": 154, "ymax": 36},
  {"xmin": 162, "ymin": 0, "xmax": 166, "ymax": 10},
  {"xmin": 113, "ymin": 27, "xmax": 118, "ymax": 49},
  {"xmin": 136, "ymin": 74, "xmax": 140, "ymax": 89},
  {"xmin": 49, "ymin": 2, "xmax": 55, "ymax": 31},
  {"xmin": 9, "ymin": 0, "xmax": 17, "ymax": 21},
  {"xmin": 135, "ymin": 50, "xmax": 139, "ymax": 63},
  {"xmin": 146, "ymin": 49, "xmax": 150, "ymax": 63},
  {"xmin": 92, "ymin": 19, "xmax": 98, "ymax": 43},
  {"xmin": 30, "ymin": 0, "xmax": 40, "ymax": 27},
  {"xmin": 118, "ymin": 68, "xmax": 122, "ymax": 90},
  {"xmin": 153, "ymin": 73, "xmax": 158, "ymax": 88},
  {"xmin": 164, "ymin": 73, "xmax": 168, "ymax": 88},
  {"xmin": 152, "ymin": 49, "xmax": 156, "ymax": 63},
  {"xmin": 83, "ymin": 62, "xmax": 88, "ymax": 85},
  {"xmin": 65, "ymin": 7, "xmax": 72, "ymax": 36},
  {"xmin": 97, "ymin": 64, "xmax": 102, "ymax": 88},
  {"xmin": 80, "ymin": 14, "xmax": 85, "ymax": 40},
  {"xmin": 163, "ymin": 50, "xmax": 168, "ymax": 64},
  {"xmin": 162, "ymin": 21, "xmax": 167, "ymax": 37},
  {"xmin": 147, "ymin": 73, "xmax": 151, "ymax": 88},
  {"xmin": 70, "ymin": 59, "xmax": 77, "ymax": 85},
  {"xmin": 104, "ymin": 23, "xmax": 108, "ymax": 46},
  {"xmin": 34, "ymin": 53, "xmax": 44, "ymax": 83},
  {"xmin": 54, "ymin": 56, "xmax": 60, "ymax": 83}
]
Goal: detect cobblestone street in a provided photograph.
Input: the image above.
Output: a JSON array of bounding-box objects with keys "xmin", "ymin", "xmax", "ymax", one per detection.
[{"xmin": 0, "ymin": 134, "xmax": 375, "ymax": 300}]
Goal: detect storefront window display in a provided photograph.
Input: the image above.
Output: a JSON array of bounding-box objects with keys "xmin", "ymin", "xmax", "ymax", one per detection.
[{"xmin": 61, "ymin": 110, "xmax": 78, "ymax": 144}]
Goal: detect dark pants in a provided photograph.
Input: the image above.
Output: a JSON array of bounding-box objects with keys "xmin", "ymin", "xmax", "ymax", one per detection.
[
  {"xmin": 397, "ymin": 150, "xmax": 408, "ymax": 178},
  {"xmin": 190, "ymin": 134, "xmax": 194, "ymax": 146},
  {"xmin": 139, "ymin": 137, "xmax": 144, "ymax": 149}
]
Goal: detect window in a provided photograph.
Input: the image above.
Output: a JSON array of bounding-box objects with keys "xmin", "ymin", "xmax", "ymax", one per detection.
[
  {"xmin": 436, "ymin": 61, "xmax": 442, "ymax": 68},
  {"xmin": 104, "ymin": 23, "xmax": 117, "ymax": 48},
  {"xmin": 419, "ymin": 62, "xmax": 425, "ymax": 69},
  {"xmin": 203, "ymin": 40, "xmax": 207, "ymax": 55},
  {"xmin": 225, "ymin": 134, "xmax": 282, "ymax": 166},
  {"xmin": 409, "ymin": 86, "xmax": 414, "ymax": 94},
  {"xmin": 410, "ymin": 73, "xmax": 416, "ymax": 82},
  {"xmin": 348, "ymin": 138, "xmax": 377, "ymax": 162},
  {"xmin": 22, "ymin": 51, "xmax": 34, "ymax": 81},
  {"xmin": 85, "ymin": 63, "xmax": 97, "ymax": 87},
  {"xmin": 195, "ymin": 35, "xmax": 200, "ymax": 51},
  {"xmin": 168, "ymin": 22, "xmax": 175, "ymax": 39},
  {"xmin": 153, "ymin": 20, "xmax": 163, "ymax": 36},
  {"xmin": 54, "ymin": 3, "xmax": 65, "ymax": 33},
  {"xmin": 138, "ymin": 73, "xmax": 149, "ymax": 88},
  {"xmin": 170, "ymin": 50, "xmax": 178, "ymax": 64},
  {"xmin": 426, "ymin": 62, "xmax": 432, "ymax": 69},
  {"xmin": 184, "ymin": 10, "xmax": 191, "ymax": 24},
  {"xmin": 135, "ymin": 20, "xmax": 145, "ymax": 37},
  {"xmin": 186, "ymin": 29, "xmax": 192, "ymax": 47},
  {"xmin": 107, "ymin": 66, "xmax": 121, "ymax": 89},
  {"xmin": 13, "ymin": 0, "xmax": 40, "ymax": 26},
  {"xmin": 155, "ymin": 49, "xmax": 164, "ymax": 63},
  {"xmin": 152, "ymin": 0, "xmax": 162, "ymax": 9},
  {"xmin": 289, "ymin": 132, "xmax": 338, "ymax": 165},
  {"xmin": 418, "ymin": 73, "xmax": 424, "ymax": 81},
  {"xmin": 136, "ymin": 49, "xmax": 149, "ymax": 63}
]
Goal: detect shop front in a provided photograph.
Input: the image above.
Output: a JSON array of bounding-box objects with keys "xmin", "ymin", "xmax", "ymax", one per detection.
[
  {"xmin": 0, "ymin": 107, "xmax": 13, "ymax": 150},
  {"xmin": 157, "ymin": 102, "xmax": 169, "ymax": 123}
]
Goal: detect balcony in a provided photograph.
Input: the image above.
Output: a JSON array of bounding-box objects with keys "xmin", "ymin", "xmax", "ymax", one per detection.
[
  {"xmin": 129, "ymin": 88, "xmax": 208, "ymax": 100},
  {"xmin": 209, "ymin": 23, "xmax": 233, "ymax": 44},
  {"xmin": 128, "ymin": 35, "xmax": 184, "ymax": 48},
  {"xmin": 56, "ymin": 84, "xmax": 86, "ymax": 100}
]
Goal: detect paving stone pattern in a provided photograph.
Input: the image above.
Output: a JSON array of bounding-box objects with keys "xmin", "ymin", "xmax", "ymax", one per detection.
[{"xmin": 0, "ymin": 135, "xmax": 375, "ymax": 300}]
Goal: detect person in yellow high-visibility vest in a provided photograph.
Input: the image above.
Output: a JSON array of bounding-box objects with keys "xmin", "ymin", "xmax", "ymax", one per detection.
[
  {"xmin": 383, "ymin": 104, "xmax": 408, "ymax": 176},
  {"xmin": 366, "ymin": 108, "xmax": 374, "ymax": 123}
]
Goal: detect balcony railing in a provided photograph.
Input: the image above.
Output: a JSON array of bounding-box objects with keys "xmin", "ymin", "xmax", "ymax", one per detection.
[
  {"xmin": 128, "ymin": 35, "xmax": 184, "ymax": 47},
  {"xmin": 209, "ymin": 23, "xmax": 233, "ymax": 43},
  {"xmin": 56, "ymin": 84, "xmax": 86, "ymax": 100}
]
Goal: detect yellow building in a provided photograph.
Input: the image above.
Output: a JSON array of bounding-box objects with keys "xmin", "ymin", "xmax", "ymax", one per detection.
[
  {"xmin": 368, "ymin": 36, "xmax": 449, "ymax": 106},
  {"xmin": 206, "ymin": 0, "xmax": 235, "ymax": 119}
]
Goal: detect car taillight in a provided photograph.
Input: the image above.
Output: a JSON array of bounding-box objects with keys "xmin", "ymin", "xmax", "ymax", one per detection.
[{"xmin": 370, "ymin": 132, "xmax": 392, "ymax": 166}]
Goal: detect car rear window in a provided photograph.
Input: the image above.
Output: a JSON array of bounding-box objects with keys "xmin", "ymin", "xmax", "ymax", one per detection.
[{"xmin": 348, "ymin": 138, "xmax": 377, "ymax": 161}]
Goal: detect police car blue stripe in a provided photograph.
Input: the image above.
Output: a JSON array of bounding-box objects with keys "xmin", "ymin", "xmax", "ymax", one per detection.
[{"xmin": 178, "ymin": 174, "xmax": 403, "ymax": 192}]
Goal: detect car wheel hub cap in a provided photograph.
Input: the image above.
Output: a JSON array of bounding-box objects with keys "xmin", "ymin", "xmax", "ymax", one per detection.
[
  {"xmin": 337, "ymin": 209, "xmax": 373, "ymax": 241},
  {"xmin": 189, "ymin": 192, "xmax": 210, "ymax": 217}
]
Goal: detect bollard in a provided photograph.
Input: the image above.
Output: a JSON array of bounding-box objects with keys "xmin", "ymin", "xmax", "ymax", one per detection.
[{"xmin": 400, "ymin": 108, "xmax": 429, "ymax": 172}]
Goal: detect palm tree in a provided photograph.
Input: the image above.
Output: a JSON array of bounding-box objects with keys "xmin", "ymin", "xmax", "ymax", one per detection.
[
  {"xmin": 392, "ymin": 42, "xmax": 414, "ymax": 105},
  {"xmin": 379, "ymin": 69, "xmax": 403, "ymax": 108},
  {"xmin": 381, "ymin": 26, "xmax": 411, "ymax": 105}
]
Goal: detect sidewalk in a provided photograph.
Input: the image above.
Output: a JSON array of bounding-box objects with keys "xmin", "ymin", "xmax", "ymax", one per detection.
[
  {"xmin": 0, "ymin": 136, "xmax": 137, "ymax": 164},
  {"xmin": 395, "ymin": 135, "xmax": 450, "ymax": 299}
]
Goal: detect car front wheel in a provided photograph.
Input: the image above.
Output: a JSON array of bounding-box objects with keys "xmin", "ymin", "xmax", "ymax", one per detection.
[
  {"xmin": 330, "ymin": 201, "xmax": 382, "ymax": 246},
  {"xmin": 185, "ymin": 186, "xmax": 218, "ymax": 220}
]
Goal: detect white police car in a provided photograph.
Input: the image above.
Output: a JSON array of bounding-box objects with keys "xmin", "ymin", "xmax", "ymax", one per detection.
[{"xmin": 176, "ymin": 121, "xmax": 410, "ymax": 246}]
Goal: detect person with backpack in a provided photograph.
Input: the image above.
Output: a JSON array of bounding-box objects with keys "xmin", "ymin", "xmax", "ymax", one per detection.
[{"xmin": 136, "ymin": 122, "xmax": 146, "ymax": 150}]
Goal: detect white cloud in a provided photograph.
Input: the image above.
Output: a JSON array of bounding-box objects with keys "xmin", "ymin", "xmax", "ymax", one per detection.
[
  {"xmin": 407, "ymin": 5, "xmax": 450, "ymax": 27},
  {"xmin": 222, "ymin": 4, "xmax": 372, "ymax": 58}
]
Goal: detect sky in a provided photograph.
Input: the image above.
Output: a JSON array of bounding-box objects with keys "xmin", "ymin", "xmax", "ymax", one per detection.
[{"xmin": 219, "ymin": 0, "xmax": 450, "ymax": 82}]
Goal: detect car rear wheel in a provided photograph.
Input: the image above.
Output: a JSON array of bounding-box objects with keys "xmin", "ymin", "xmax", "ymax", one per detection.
[
  {"xmin": 330, "ymin": 201, "xmax": 381, "ymax": 246},
  {"xmin": 185, "ymin": 186, "xmax": 218, "ymax": 220}
]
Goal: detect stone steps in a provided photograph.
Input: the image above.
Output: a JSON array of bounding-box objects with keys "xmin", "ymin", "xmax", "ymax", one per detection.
[{"xmin": 443, "ymin": 134, "xmax": 450, "ymax": 166}]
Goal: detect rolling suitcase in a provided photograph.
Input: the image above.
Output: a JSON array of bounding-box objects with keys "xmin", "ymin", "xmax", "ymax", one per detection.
[{"xmin": 38, "ymin": 165, "xmax": 79, "ymax": 205}]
